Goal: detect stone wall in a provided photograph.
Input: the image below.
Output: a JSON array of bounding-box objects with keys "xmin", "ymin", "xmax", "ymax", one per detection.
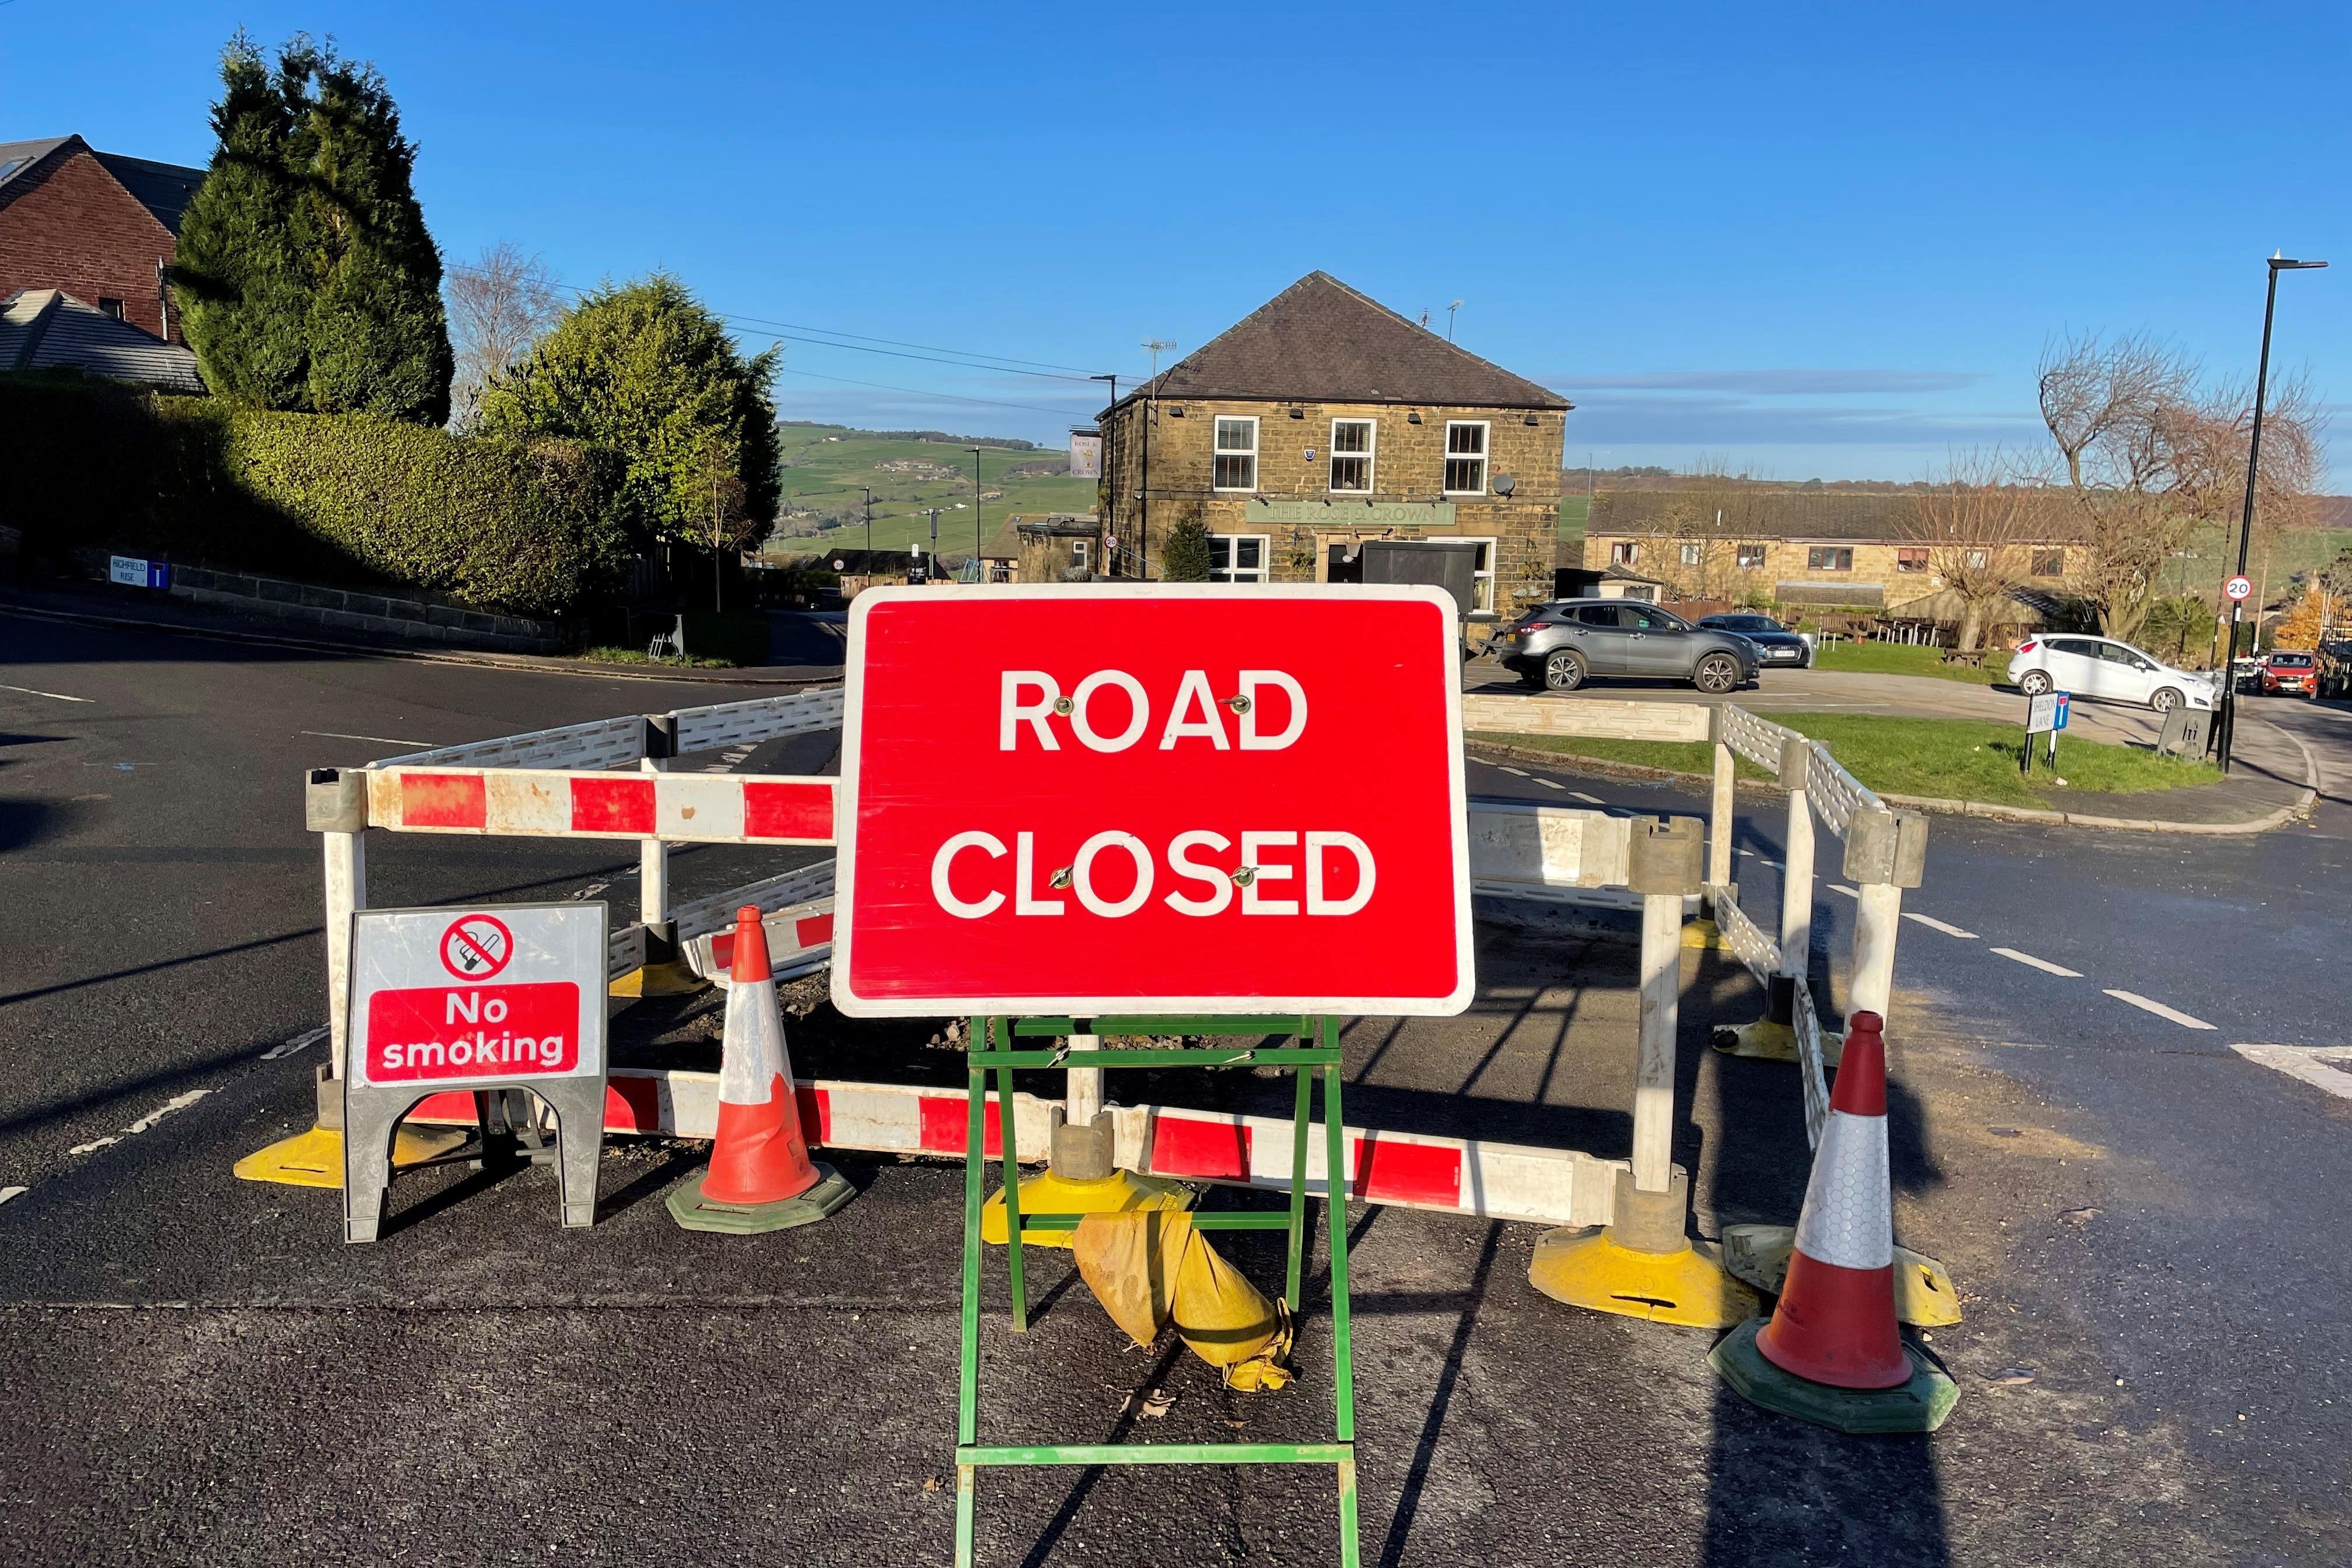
[
  {"xmin": 68, "ymin": 550, "xmax": 564, "ymax": 650},
  {"xmin": 1104, "ymin": 397, "xmax": 1564, "ymax": 620}
]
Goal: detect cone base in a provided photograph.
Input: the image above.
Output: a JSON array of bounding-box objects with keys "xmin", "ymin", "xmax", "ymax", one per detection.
[
  {"xmin": 981, "ymin": 1168, "xmax": 1194, "ymax": 1250},
  {"xmin": 232, "ymin": 1123, "xmax": 471, "ymax": 1189},
  {"xmin": 1711, "ymin": 1019, "xmax": 1798, "ymax": 1060},
  {"xmin": 608, "ymin": 960, "xmax": 707, "ymax": 999},
  {"xmin": 1720, "ymin": 1223, "xmax": 1964, "ymax": 1326},
  {"xmin": 667, "ymin": 1163, "xmax": 854, "ymax": 1233},
  {"xmin": 1528, "ymin": 1226, "xmax": 1759, "ymax": 1329},
  {"xmin": 1710, "ymin": 1315, "xmax": 1958, "ymax": 1433},
  {"xmin": 1681, "ymin": 919, "xmax": 1724, "ymax": 950}
]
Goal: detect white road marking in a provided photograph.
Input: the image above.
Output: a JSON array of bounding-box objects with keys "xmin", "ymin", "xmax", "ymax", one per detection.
[
  {"xmin": 0, "ymin": 681, "xmax": 93, "ymax": 703},
  {"xmin": 261, "ymin": 1026, "xmax": 330, "ymax": 1060},
  {"xmin": 68, "ymin": 1088, "xmax": 214, "ymax": 1155},
  {"xmin": 1570, "ymin": 792, "xmax": 1604, "ymax": 804},
  {"xmin": 0, "ymin": 1186, "xmax": 26, "ymax": 1206},
  {"xmin": 1499, "ymin": 765, "xmax": 1531, "ymax": 777},
  {"xmin": 2104, "ymin": 989, "xmax": 2215, "ymax": 1031},
  {"xmin": 1536, "ymin": 776, "xmax": 1564, "ymax": 789},
  {"xmin": 1992, "ymin": 947, "xmax": 2082, "ymax": 978},
  {"xmin": 302, "ymin": 730, "xmax": 436, "ymax": 747},
  {"xmin": 1829, "ymin": 884, "xmax": 1859, "ymax": 898},
  {"xmin": 2232, "ymin": 1044, "xmax": 2352, "ymax": 1102},
  {"xmin": 1903, "ymin": 913, "xmax": 1979, "ymax": 939}
]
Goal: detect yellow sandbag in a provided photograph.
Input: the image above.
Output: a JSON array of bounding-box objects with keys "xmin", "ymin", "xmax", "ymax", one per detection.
[{"xmin": 1073, "ymin": 1211, "xmax": 1293, "ymax": 1392}]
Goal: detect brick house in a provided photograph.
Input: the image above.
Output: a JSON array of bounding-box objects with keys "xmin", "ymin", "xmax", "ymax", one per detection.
[
  {"xmin": 0, "ymin": 135, "xmax": 205, "ymax": 344},
  {"xmin": 1580, "ymin": 488, "xmax": 2088, "ymax": 630},
  {"xmin": 1097, "ymin": 272, "xmax": 1570, "ymax": 625}
]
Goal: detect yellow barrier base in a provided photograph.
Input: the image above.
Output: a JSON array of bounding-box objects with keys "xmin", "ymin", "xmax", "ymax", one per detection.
[
  {"xmin": 232, "ymin": 1123, "xmax": 471, "ymax": 1189},
  {"xmin": 1720, "ymin": 1223, "xmax": 1964, "ymax": 1326},
  {"xmin": 608, "ymin": 960, "xmax": 707, "ymax": 999},
  {"xmin": 981, "ymin": 1167, "xmax": 1193, "ymax": 1250},
  {"xmin": 1713, "ymin": 1018, "xmax": 1797, "ymax": 1060},
  {"xmin": 1681, "ymin": 919, "xmax": 1724, "ymax": 951},
  {"xmin": 1528, "ymin": 1226, "xmax": 1759, "ymax": 1329}
]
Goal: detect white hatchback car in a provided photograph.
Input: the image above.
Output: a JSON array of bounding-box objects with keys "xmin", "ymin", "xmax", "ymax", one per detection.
[{"xmin": 2006, "ymin": 634, "xmax": 2217, "ymax": 714}]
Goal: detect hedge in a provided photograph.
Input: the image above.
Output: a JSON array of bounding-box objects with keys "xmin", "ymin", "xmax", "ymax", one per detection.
[{"xmin": 1, "ymin": 373, "xmax": 628, "ymax": 617}]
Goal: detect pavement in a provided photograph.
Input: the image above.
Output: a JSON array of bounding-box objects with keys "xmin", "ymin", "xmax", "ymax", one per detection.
[
  {"xmin": 5, "ymin": 608, "xmax": 2351, "ymax": 1566},
  {"xmin": 1465, "ymin": 659, "xmax": 2318, "ymax": 830}
]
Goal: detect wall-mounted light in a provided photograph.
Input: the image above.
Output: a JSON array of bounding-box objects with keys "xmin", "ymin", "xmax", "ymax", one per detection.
[
  {"xmin": 1524, "ymin": 413, "xmax": 1540, "ymax": 426},
  {"xmin": 1406, "ymin": 411, "xmax": 1422, "ymax": 424},
  {"xmin": 1289, "ymin": 407, "xmax": 1305, "ymax": 419}
]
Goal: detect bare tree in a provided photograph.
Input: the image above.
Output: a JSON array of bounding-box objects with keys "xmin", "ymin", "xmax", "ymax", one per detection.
[
  {"xmin": 2036, "ymin": 334, "xmax": 2322, "ymax": 645},
  {"xmin": 696, "ymin": 436, "xmax": 761, "ymax": 611},
  {"xmin": 446, "ymin": 242, "xmax": 561, "ymax": 428},
  {"xmin": 1899, "ymin": 452, "xmax": 2050, "ymax": 652}
]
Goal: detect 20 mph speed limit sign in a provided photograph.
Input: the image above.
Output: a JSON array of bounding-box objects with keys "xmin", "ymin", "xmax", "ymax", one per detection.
[
  {"xmin": 2225, "ymin": 575, "xmax": 2254, "ymax": 603},
  {"xmin": 832, "ymin": 584, "xmax": 1473, "ymax": 1017}
]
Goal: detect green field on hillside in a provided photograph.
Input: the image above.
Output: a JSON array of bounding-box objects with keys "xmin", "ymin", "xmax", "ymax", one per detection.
[
  {"xmin": 764, "ymin": 422, "xmax": 1097, "ymax": 560},
  {"xmin": 2151, "ymin": 518, "xmax": 2352, "ymax": 603}
]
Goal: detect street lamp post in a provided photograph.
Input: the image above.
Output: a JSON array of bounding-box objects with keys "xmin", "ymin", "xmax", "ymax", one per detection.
[
  {"xmin": 2215, "ymin": 253, "xmax": 2327, "ymax": 774},
  {"xmin": 1090, "ymin": 374, "xmax": 1118, "ymax": 575},
  {"xmin": 967, "ymin": 447, "xmax": 984, "ymax": 583}
]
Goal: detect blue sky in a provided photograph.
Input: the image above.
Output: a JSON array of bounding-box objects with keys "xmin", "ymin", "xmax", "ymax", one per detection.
[{"xmin": 8, "ymin": 2, "xmax": 2348, "ymax": 480}]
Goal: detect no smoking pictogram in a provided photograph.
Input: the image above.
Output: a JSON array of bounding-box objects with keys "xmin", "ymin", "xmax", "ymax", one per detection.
[{"xmin": 440, "ymin": 914, "xmax": 514, "ymax": 980}]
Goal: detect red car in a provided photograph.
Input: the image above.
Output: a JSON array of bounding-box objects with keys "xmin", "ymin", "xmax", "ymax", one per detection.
[{"xmin": 2260, "ymin": 651, "xmax": 2319, "ymax": 697}]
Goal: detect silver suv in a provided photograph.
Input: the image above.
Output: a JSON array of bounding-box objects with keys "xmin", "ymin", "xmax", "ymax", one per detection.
[{"xmin": 1491, "ymin": 599, "xmax": 1760, "ymax": 694}]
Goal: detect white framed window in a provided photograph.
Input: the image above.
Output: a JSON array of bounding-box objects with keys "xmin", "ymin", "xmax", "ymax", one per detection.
[
  {"xmin": 1212, "ymin": 416, "xmax": 1258, "ymax": 492},
  {"xmin": 1329, "ymin": 418, "xmax": 1376, "ymax": 493},
  {"xmin": 1207, "ymin": 533, "xmax": 1269, "ymax": 583},
  {"xmin": 1611, "ymin": 540, "xmax": 1640, "ymax": 566},
  {"xmin": 1071, "ymin": 540, "xmax": 1091, "ymax": 571},
  {"xmin": 1464, "ymin": 537, "xmax": 1496, "ymax": 614},
  {"xmin": 1442, "ymin": 421, "xmax": 1488, "ymax": 494},
  {"xmin": 1737, "ymin": 542, "xmax": 1767, "ymax": 569},
  {"xmin": 1679, "ymin": 542, "xmax": 1703, "ymax": 567}
]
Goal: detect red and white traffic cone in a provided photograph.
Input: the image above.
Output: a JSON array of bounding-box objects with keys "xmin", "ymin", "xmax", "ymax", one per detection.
[
  {"xmin": 667, "ymin": 907, "xmax": 854, "ymax": 1233},
  {"xmin": 1710, "ymin": 1012, "xmax": 1957, "ymax": 1432}
]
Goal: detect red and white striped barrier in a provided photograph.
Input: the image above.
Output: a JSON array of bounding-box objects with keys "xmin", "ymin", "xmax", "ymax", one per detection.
[
  {"xmin": 362, "ymin": 767, "xmax": 835, "ymax": 844},
  {"xmin": 688, "ymin": 900, "xmax": 835, "ymax": 985},
  {"xmin": 406, "ymin": 1074, "xmax": 1620, "ymax": 1228}
]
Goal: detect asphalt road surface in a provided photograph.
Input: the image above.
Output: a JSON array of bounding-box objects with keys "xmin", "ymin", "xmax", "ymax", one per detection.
[{"xmin": 4, "ymin": 608, "xmax": 2348, "ymax": 1567}]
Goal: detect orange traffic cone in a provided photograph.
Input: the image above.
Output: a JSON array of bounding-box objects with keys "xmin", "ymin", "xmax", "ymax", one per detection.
[
  {"xmin": 667, "ymin": 907, "xmax": 854, "ymax": 1233},
  {"xmin": 1710, "ymin": 1012, "xmax": 1957, "ymax": 1432}
]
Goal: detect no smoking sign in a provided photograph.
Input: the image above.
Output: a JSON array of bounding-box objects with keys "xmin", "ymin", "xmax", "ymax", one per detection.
[{"xmin": 440, "ymin": 914, "xmax": 513, "ymax": 979}]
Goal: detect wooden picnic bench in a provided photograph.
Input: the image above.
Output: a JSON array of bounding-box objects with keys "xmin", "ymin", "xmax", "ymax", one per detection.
[{"xmin": 1938, "ymin": 649, "xmax": 1988, "ymax": 669}]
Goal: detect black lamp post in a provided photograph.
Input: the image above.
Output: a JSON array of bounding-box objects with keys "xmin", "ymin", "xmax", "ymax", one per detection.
[
  {"xmin": 2216, "ymin": 253, "xmax": 2326, "ymax": 774},
  {"xmin": 967, "ymin": 447, "xmax": 984, "ymax": 582}
]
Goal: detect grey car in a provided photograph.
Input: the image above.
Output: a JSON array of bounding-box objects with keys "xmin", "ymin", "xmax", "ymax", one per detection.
[{"xmin": 1491, "ymin": 599, "xmax": 1760, "ymax": 694}]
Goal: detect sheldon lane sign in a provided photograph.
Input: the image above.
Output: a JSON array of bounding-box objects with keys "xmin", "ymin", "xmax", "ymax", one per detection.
[{"xmin": 832, "ymin": 584, "xmax": 1472, "ymax": 1017}]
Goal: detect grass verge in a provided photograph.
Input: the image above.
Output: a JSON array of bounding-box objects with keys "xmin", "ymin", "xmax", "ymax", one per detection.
[
  {"xmin": 1473, "ymin": 710, "xmax": 2222, "ymax": 809},
  {"xmin": 1811, "ymin": 639, "xmax": 2007, "ymax": 686},
  {"xmin": 579, "ymin": 645, "xmax": 738, "ymax": 669}
]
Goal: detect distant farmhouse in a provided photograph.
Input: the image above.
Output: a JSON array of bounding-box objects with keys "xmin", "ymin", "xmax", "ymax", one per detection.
[
  {"xmin": 1579, "ymin": 488, "xmax": 2087, "ymax": 630},
  {"xmin": 0, "ymin": 135, "xmax": 206, "ymax": 390},
  {"xmin": 1096, "ymin": 271, "xmax": 1570, "ymax": 622}
]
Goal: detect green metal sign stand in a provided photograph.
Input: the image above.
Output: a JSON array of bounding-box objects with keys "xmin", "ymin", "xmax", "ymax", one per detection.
[{"xmin": 955, "ymin": 1014, "xmax": 1360, "ymax": 1567}]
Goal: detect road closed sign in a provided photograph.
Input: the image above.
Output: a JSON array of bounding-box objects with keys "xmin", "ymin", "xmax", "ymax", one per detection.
[
  {"xmin": 832, "ymin": 584, "xmax": 1472, "ymax": 1017},
  {"xmin": 348, "ymin": 902, "xmax": 608, "ymax": 1088}
]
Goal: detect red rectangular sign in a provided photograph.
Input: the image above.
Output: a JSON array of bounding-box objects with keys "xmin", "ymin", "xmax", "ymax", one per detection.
[
  {"xmin": 363, "ymin": 981, "xmax": 583, "ymax": 1081},
  {"xmin": 831, "ymin": 584, "xmax": 1472, "ymax": 1016}
]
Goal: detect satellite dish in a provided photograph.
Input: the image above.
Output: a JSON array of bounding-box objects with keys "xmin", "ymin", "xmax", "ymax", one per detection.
[{"xmin": 1493, "ymin": 473, "xmax": 1516, "ymax": 497}]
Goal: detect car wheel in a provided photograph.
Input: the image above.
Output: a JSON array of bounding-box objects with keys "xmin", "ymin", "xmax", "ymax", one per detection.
[
  {"xmin": 1693, "ymin": 653, "xmax": 1740, "ymax": 695},
  {"xmin": 2149, "ymin": 686, "xmax": 2182, "ymax": 715},
  {"xmin": 1543, "ymin": 649, "xmax": 1589, "ymax": 693},
  {"xmin": 2019, "ymin": 670, "xmax": 2053, "ymax": 696}
]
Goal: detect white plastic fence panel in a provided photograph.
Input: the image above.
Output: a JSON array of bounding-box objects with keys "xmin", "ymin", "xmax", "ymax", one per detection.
[
  {"xmin": 1793, "ymin": 976, "xmax": 1831, "ymax": 1149},
  {"xmin": 671, "ymin": 687, "xmax": 844, "ymax": 755},
  {"xmin": 373, "ymin": 715, "xmax": 645, "ymax": 772},
  {"xmin": 1711, "ymin": 886, "xmax": 1780, "ymax": 984},
  {"xmin": 1719, "ymin": 704, "xmax": 1796, "ymax": 774},
  {"xmin": 1804, "ymin": 741, "xmax": 1883, "ymax": 842},
  {"xmin": 1466, "ymin": 799, "xmax": 1633, "ymax": 898},
  {"xmin": 666, "ymin": 858, "xmax": 836, "ymax": 943}
]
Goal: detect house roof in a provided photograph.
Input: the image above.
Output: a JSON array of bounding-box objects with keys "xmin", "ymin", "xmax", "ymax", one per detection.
[
  {"xmin": 0, "ymin": 136, "xmax": 206, "ymax": 232},
  {"xmin": 0, "ymin": 289, "xmax": 204, "ymax": 393},
  {"xmin": 1108, "ymin": 272, "xmax": 1571, "ymax": 416}
]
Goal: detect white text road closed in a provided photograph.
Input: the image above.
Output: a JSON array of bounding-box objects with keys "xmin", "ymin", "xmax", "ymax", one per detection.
[
  {"xmin": 832, "ymin": 584, "xmax": 1473, "ymax": 1017},
  {"xmin": 349, "ymin": 904, "xmax": 608, "ymax": 1090}
]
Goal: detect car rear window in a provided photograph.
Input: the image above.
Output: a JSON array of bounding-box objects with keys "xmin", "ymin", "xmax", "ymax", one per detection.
[{"xmin": 2272, "ymin": 654, "xmax": 2314, "ymax": 667}]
